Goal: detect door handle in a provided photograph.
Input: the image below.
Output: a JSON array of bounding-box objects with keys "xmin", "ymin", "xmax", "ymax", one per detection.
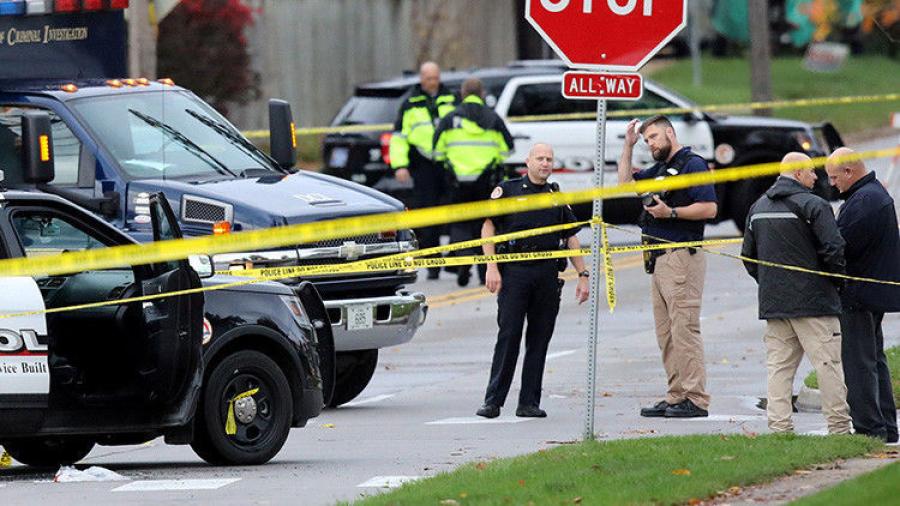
[
  {"xmin": 512, "ymin": 134, "xmax": 531, "ymax": 140},
  {"xmin": 616, "ymin": 134, "xmax": 626, "ymax": 139}
]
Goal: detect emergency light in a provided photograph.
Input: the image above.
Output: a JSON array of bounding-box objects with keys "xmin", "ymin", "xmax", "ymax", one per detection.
[{"xmin": 0, "ymin": 0, "xmax": 130, "ymax": 16}]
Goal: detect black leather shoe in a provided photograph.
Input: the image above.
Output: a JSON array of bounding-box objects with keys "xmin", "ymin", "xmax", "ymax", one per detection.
[
  {"xmin": 515, "ymin": 406, "xmax": 547, "ymax": 418},
  {"xmin": 476, "ymin": 404, "xmax": 500, "ymax": 418},
  {"xmin": 640, "ymin": 400, "xmax": 670, "ymax": 417},
  {"xmin": 664, "ymin": 400, "xmax": 709, "ymax": 418},
  {"xmin": 427, "ymin": 269, "xmax": 440, "ymax": 280},
  {"xmin": 457, "ymin": 267, "xmax": 471, "ymax": 287}
]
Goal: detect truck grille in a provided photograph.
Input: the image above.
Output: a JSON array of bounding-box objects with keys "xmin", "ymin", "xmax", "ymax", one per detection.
[
  {"xmin": 182, "ymin": 196, "xmax": 234, "ymax": 224},
  {"xmin": 303, "ymin": 233, "xmax": 387, "ymax": 248}
]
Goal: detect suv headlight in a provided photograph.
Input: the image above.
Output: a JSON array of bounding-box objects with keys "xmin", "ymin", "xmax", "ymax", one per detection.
[{"xmin": 792, "ymin": 131, "xmax": 815, "ymax": 152}]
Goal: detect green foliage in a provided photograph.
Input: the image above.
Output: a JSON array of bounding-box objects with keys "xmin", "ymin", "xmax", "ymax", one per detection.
[
  {"xmin": 351, "ymin": 434, "xmax": 882, "ymax": 505},
  {"xmin": 650, "ymin": 56, "xmax": 900, "ymax": 135},
  {"xmin": 792, "ymin": 462, "xmax": 900, "ymax": 505}
]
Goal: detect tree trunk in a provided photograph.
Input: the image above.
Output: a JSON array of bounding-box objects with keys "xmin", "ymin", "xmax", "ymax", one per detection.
[
  {"xmin": 748, "ymin": 0, "xmax": 772, "ymax": 116},
  {"xmin": 128, "ymin": 0, "xmax": 157, "ymax": 79}
]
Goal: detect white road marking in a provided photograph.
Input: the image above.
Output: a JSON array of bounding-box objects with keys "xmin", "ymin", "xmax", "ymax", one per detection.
[
  {"xmin": 546, "ymin": 349, "xmax": 577, "ymax": 361},
  {"xmin": 112, "ymin": 478, "xmax": 241, "ymax": 492},
  {"xmin": 426, "ymin": 416, "xmax": 533, "ymax": 425},
  {"xmin": 356, "ymin": 476, "xmax": 421, "ymax": 488},
  {"xmin": 342, "ymin": 394, "xmax": 395, "ymax": 408},
  {"xmin": 683, "ymin": 414, "xmax": 765, "ymax": 422}
]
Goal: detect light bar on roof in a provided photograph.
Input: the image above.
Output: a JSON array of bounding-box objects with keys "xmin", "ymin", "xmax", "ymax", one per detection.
[
  {"xmin": 0, "ymin": 1, "xmax": 27, "ymax": 16},
  {"xmin": 26, "ymin": 0, "xmax": 51, "ymax": 15}
]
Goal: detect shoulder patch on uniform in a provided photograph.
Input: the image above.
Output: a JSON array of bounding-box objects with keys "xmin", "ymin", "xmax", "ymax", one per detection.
[{"xmin": 491, "ymin": 186, "xmax": 503, "ymax": 199}]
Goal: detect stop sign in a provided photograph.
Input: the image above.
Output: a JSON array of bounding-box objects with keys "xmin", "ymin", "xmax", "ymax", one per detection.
[{"xmin": 526, "ymin": 0, "xmax": 687, "ymax": 71}]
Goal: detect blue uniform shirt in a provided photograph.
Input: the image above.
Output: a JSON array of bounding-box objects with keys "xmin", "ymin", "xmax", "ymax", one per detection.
[{"xmin": 633, "ymin": 147, "xmax": 716, "ymax": 243}]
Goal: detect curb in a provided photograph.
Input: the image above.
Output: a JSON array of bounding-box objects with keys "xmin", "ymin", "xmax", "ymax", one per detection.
[{"xmin": 796, "ymin": 385, "xmax": 823, "ymax": 412}]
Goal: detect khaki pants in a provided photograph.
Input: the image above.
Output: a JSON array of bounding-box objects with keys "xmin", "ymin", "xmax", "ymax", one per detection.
[
  {"xmin": 651, "ymin": 249, "xmax": 710, "ymax": 409},
  {"xmin": 764, "ymin": 317, "xmax": 851, "ymax": 434}
]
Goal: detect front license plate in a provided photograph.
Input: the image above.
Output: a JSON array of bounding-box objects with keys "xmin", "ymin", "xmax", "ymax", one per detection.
[
  {"xmin": 346, "ymin": 304, "xmax": 374, "ymax": 331},
  {"xmin": 329, "ymin": 147, "xmax": 350, "ymax": 168}
]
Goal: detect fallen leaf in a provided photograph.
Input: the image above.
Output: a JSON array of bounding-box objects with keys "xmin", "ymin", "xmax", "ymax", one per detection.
[
  {"xmin": 321, "ymin": 423, "xmax": 335, "ymax": 429},
  {"xmin": 601, "ymin": 391, "xmax": 614, "ymax": 397},
  {"xmin": 439, "ymin": 500, "xmax": 459, "ymax": 506},
  {"xmin": 728, "ymin": 486, "xmax": 743, "ymax": 494},
  {"xmin": 518, "ymin": 479, "xmax": 526, "ymax": 487},
  {"xmin": 459, "ymin": 492, "xmax": 468, "ymax": 499},
  {"xmin": 720, "ymin": 455, "xmax": 736, "ymax": 461},
  {"xmin": 573, "ymin": 497, "xmax": 583, "ymax": 504},
  {"xmin": 688, "ymin": 498, "xmax": 702, "ymax": 505},
  {"xmin": 672, "ymin": 469, "xmax": 692, "ymax": 476},
  {"xmin": 794, "ymin": 469, "xmax": 813, "ymax": 475},
  {"xmin": 475, "ymin": 462, "xmax": 487, "ymax": 470}
]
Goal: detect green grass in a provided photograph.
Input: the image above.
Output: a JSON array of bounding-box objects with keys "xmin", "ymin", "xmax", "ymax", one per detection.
[
  {"xmin": 791, "ymin": 461, "xmax": 900, "ymax": 505},
  {"xmin": 350, "ymin": 434, "xmax": 882, "ymax": 505},
  {"xmin": 805, "ymin": 346, "xmax": 900, "ymax": 406},
  {"xmin": 650, "ymin": 56, "xmax": 900, "ymax": 135}
]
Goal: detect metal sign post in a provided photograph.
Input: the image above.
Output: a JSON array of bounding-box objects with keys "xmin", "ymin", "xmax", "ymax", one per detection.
[{"xmin": 584, "ymin": 98, "xmax": 607, "ymax": 440}]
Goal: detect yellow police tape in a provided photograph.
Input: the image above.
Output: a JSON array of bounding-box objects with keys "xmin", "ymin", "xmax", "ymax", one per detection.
[
  {"xmin": 241, "ymin": 92, "xmax": 900, "ymax": 138},
  {"xmin": 225, "ymin": 387, "xmax": 259, "ymax": 436},
  {"xmin": 603, "ymin": 222, "xmax": 900, "ymax": 288},
  {"xmin": 601, "ymin": 221, "xmax": 616, "ymax": 312},
  {"xmin": 0, "ymin": 147, "xmax": 895, "ymax": 280}
]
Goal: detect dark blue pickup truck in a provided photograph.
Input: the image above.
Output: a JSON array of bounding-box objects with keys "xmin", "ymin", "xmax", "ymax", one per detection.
[{"xmin": 0, "ymin": 3, "xmax": 426, "ymax": 406}]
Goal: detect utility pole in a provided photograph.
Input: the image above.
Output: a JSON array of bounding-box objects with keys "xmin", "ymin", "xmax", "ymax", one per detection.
[
  {"xmin": 689, "ymin": 0, "xmax": 702, "ymax": 87},
  {"xmin": 128, "ymin": 0, "xmax": 157, "ymax": 79},
  {"xmin": 748, "ymin": 0, "xmax": 772, "ymax": 116}
]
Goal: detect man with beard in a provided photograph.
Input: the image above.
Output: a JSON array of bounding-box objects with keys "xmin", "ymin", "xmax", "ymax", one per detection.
[{"xmin": 618, "ymin": 115, "xmax": 718, "ymax": 418}]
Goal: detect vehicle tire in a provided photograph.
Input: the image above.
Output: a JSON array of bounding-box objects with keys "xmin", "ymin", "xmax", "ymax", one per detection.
[
  {"xmin": 327, "ymin": 349, "xmax": 378, "ymax": 408},
  {"xmin": 4, "ymin": 437, "xmax": 94, "ymax": 468},
  {"xmin": 191, "ymin": 350, "xmax": 292, "ymax": 466}
]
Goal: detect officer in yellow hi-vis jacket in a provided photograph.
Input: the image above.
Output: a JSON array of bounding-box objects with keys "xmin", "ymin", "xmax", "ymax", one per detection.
[
  {"xmin": 389, "ymin": 62, "xmax": 457, "ymax": 280},
  {"xmin": 433, "ymin": 77, "xmax": 514, "ymax": 286}
]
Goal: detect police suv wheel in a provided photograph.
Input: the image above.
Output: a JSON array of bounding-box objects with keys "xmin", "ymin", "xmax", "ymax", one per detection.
[
  {"xmin": 4, "ymin": 437, "xmax": 94, "ymax": 469},
  {"xmin": 191, "ymin": 350, "xmax": 292, "ymax": 466},
  {"xmin": 327, "ymin": 349, "xmax": 378, "ymax": 407}
]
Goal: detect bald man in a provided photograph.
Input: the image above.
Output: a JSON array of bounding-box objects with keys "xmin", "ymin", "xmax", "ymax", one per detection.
[
  {"xmin": 742, "ymin": 153, "xmax": 851, "ymax": 434},
  {"xmin": 825, "ymin": 148, "xmax": 900, "ymax": 443},
  {"xmin": 389, "ymin": 61, "xmax": 458, "ymax": 280}
]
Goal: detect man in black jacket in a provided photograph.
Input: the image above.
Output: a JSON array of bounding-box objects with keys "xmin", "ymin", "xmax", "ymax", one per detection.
[
  {"xmin": 826, "ymin": 147, "xmax": 900, "ymax": 443},
  {"xmin": 742, "ymin": 152, "xmax": 851, "ymax": 434}
]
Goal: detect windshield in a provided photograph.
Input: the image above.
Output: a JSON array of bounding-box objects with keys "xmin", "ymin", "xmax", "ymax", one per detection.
[
  {"xmin": 331, "ymin": 95, "xmax": 404, "ymax": 126},
  {"xmin": 71, "ymin": 90, "xmax": 278, "ymax": 180}
]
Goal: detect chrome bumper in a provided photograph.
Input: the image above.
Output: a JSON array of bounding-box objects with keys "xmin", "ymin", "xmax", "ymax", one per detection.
[{"xmin": 324, "ymin": 291, "xmax": 427, "ymax": 351}]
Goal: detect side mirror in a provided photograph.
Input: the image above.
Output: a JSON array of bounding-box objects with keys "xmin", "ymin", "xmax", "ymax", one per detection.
[
  {"xmin": 188, "ymin": 254, "xmax": 215, "ymax": 279},
  {"xmin": 21, "ymin": 112, "xmax": 55, "ymax": 184},
  {"xmin": 268, "ymin": 99, "xmax": 297, "ymax": 170},
  {"xmin": 681, "ymin": 112, "xmax": 699, "ymax": 125}
]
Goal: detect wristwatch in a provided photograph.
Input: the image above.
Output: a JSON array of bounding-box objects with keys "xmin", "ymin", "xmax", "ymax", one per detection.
[
  {"xmin": 670, "ymin": 207, "xmax": 679, "ymax": 219},
  {"xmin": 578, "ymin": 270, "xmax": 590, "ymax": 278}
]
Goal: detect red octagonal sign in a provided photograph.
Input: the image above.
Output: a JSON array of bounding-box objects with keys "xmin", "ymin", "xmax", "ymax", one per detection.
[{"xmin": 526, "ymin": 0, "xmax": 687, "ymax": 71}]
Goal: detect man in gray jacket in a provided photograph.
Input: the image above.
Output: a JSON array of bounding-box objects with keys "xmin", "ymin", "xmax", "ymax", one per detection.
[{"xmin": 741, "ymin": 152, "xmax": 851, "ymax": 434}]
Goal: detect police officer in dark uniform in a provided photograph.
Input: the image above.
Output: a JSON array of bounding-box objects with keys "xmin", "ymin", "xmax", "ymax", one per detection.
[{"xmin": 476, "ymin": 143, "xmax": 590, "ymax": 419}]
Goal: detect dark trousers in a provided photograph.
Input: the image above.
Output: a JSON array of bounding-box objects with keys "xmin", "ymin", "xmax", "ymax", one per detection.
[
  {"xmin": 839, "ymin": 310, "xmax": 898, "ymax": 440},
  {"xmin": 449, "ymin": 173, "xmax": 493, "ymax": 282},
  {"xmin": 408, "ymin": 158, "xmax": 447, "ymax": 274},
  {"xmin": 484, "ymin": 263, "xmax": 562, "ymax": 408}
]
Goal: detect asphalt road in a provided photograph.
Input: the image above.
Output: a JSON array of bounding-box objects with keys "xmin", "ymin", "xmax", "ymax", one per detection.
[{"xmin": 1, "ymin": 135, "xmax": 898, "ymax": 505}]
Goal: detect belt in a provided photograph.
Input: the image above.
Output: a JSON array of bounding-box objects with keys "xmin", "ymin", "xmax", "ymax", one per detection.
[{"xmin": 660, "ymin": 246, "xmax": 698, "ymax": 256}]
